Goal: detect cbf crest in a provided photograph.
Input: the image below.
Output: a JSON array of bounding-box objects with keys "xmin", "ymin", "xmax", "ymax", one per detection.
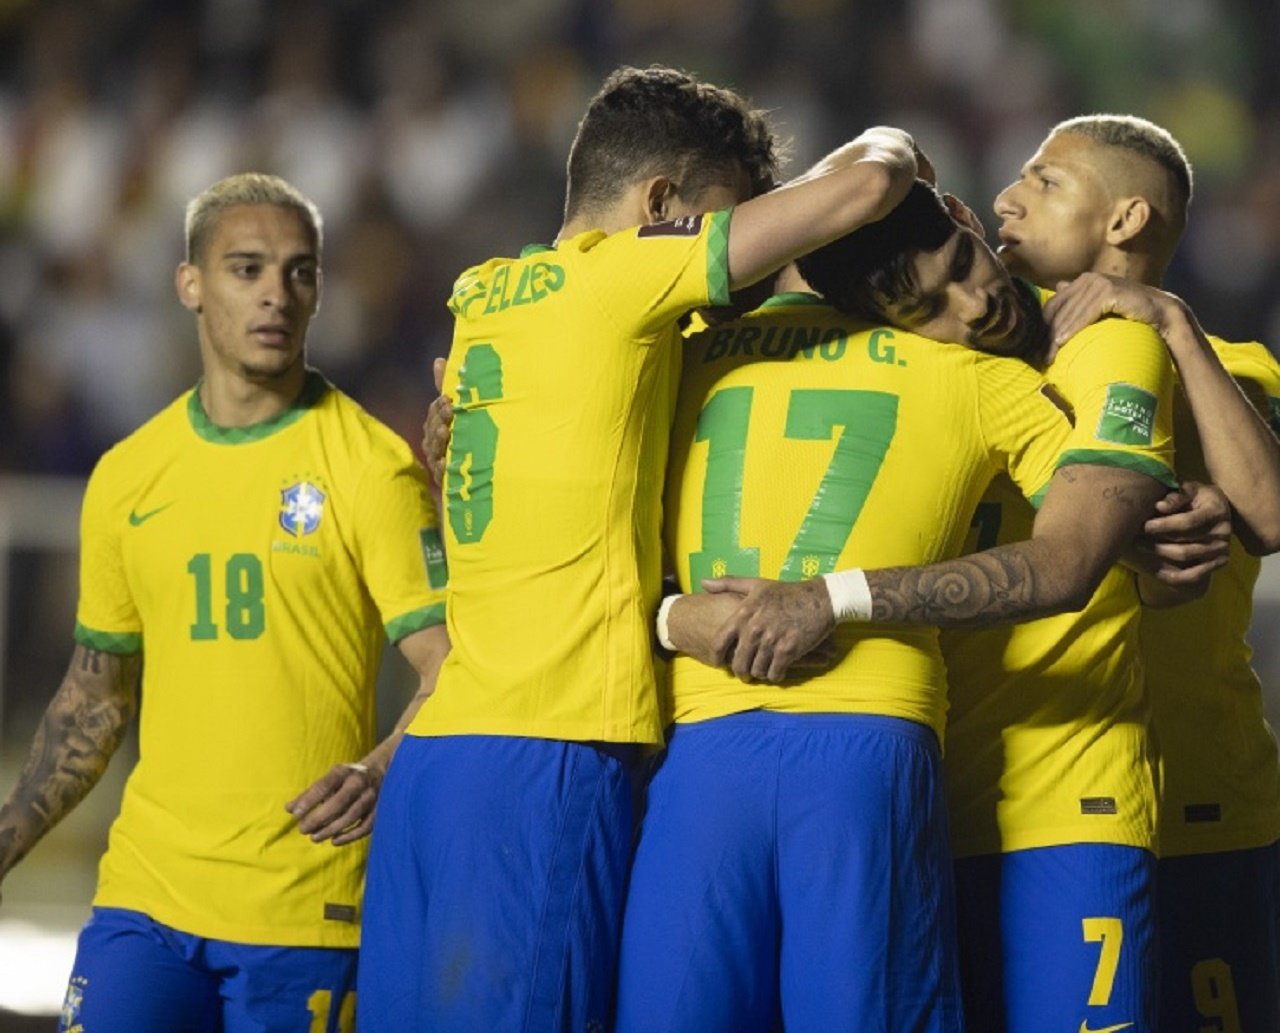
[
  {"xmin": 61, "ymin": 975, "xmax": 87, "ymax": 1032},
  {"xmin": 280, "ymin": 480, "xmax": 326, "ymax": 537}
]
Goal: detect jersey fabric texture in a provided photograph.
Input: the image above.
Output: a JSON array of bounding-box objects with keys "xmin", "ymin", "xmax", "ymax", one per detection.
[
  {"xmin": 615, "ymin": 712, "xmax": 963, "ymax": 1033},
  {"xmin": 412, "ymin": 213, "xmax": 731, "ymax": 746},
  {"xmin": 942, "ymin": 314, "xmax": 1178, "ymax": 858},
  {"xmin": 58, "ymin": 907, "xmax": 357, "ymax": 1033},
  {"xmin": 75, "ymin": 372, "xmax": 445, "ymax": 948},
  {"xmin": 954, "ymin": 845, "xmax": 1157, "ymax": 1033},
  {"xmin": 357, "ymin": 734, "xmax": 640, "ymax": 1033},
  {"xmin": 663, "ymin": 292, "xmax": 1077, "ymax": 740},
  {"xmin": 1147, "ymin": 338, "xmax": 1280, "ymax": 856}
]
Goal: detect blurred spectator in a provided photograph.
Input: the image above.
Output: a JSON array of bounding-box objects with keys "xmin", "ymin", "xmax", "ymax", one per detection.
[{"xmin": 0, "ymin": 0, "xmax": 1275, "ymax": 478}]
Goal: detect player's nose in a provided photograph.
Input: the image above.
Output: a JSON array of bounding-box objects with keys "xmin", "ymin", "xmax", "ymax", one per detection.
[{"xmin": 993, "ymin": 183, "xmax": 1023, "ymax": 220}]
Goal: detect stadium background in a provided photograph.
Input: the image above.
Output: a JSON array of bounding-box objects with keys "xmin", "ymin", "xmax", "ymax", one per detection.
[{"xmin": 0, "ymin": 0, "xmax": 1277, "ymax": 1025}]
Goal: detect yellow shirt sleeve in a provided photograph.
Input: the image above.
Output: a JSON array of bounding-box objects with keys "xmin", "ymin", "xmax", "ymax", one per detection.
[
  {"xmin": 1049, "ymin": 317, "xmax": 1178, "ymax": 489},
  {"xmin": 75, "ymin": 450, "xmax": 142, "ymax": 653}
]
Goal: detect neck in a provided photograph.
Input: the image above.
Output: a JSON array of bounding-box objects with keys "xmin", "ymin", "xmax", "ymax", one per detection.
[
  {"xmin": 1094, "ymin": 248, "xmax": 1164, "ymax": 288},
  {"xmin": 774, "ymin": 265, "xmax": 810, "ymax": 294},
  {"xmin": 198, "ymin": 360, "xmax": 308, "ymax": 428}
]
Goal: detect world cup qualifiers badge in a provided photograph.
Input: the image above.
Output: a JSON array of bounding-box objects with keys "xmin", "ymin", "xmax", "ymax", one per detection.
[{"xmin": 280, "ymin": 481, "xmax": 326, "ymax": 537}]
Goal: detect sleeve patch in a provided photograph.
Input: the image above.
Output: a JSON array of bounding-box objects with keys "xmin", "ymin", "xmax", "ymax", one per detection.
[
  {"xmin": 420, "ymin": 528, "xmax": 449, "ymax": 590},
  {"xmin": 637, "ymin": 214, "xmax": 704, "ymax": 238},
  {"xmin": 1095, "ymin": 383, "xmax": 1156, "ymax": 446}
]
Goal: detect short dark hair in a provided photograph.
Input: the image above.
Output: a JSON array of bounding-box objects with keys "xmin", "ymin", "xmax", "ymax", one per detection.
[
  {"xmin": 797, "ymin": 180, "xmax": 954, "ymax": 322},
  {"xmin": 563, "ymin": 66, "xmax": 780, "ymax": 221}
]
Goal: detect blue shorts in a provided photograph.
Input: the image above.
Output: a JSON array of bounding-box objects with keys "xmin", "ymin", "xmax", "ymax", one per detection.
[
  {"xmin": 614, "ymin": 711, "xmax": 963, "ymax": 1033},
  {"xmin": 57, "ymin": 907, "xmax": 356, "ymax": 1033},
  {"xmin": 357, "ymin": 733, "xmax": 641, "ymax": 1032},
  {"xmin": 954, "ymin": 844, "xmax": 1157, "ymax": 1033},
  {"xmin": 1157, "ymin": 840, "xmax": 1280, "ymax": 1033}
]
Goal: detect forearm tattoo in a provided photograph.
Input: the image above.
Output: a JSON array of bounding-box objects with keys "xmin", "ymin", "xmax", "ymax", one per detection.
[
  {"xmin": 0, "ymin": 648, "xmax": 139, "ymax": 872},
  {"xmin": 867, "ymin": 546, "xmax": 1045, "ymax": 627}
]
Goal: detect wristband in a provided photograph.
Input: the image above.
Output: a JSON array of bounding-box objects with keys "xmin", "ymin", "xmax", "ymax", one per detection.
[
  {"xmin": 655, "ymin": 594, "xmax": 684, "ymax": 652},
  {"xmin": 822, "ymin": 569, "xmax": 873, "ymax": 622}
]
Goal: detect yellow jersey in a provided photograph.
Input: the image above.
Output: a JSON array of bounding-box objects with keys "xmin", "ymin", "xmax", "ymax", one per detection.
[
  {"xmin": 411, "ymin": 213, "xmax": 731, "ymax": 745},
  {"xmin": 942, "ymin": 316, "xmax": 1177, "ymax": 858},
  {"xmin": 76, "ymin": 372, "xmax": 446, "ymax": 947},
  {"xmin": 1146, "ymin": 337, "xmax": 1280, "ymax": 856},
  {"xmin": 664, "ymin": 292, "xmax": 1075, "ymax": 740}
]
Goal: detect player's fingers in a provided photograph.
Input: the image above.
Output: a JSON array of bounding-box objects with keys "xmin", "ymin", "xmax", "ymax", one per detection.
[
  {"xmin": 295, "ymin": 769, "xmax": 372, "ymax": 834},
  {"xmin": 1156, "ymin": 554, "xmax": 1230, "ymax": 585},
  {"xmin": 702, "ymin": 577, "xmax": 756, "ymax": 595},
  {"xmin": 432, "ymin": 356, "xmax": 446, "ymax": 393},
  {"xmin": 730, "ymin": 627, "xmax": 762, "ymax": 680},
  {"xmin": 306, "ymin": 785, "xmax": 378, "ymax": 841},
  {"xmin": 330, "ymin": 813, "xmax": 376, "ymax": 846},
  {"xmin": 1149, "ymin": 539, "xmax": 1230, "ymax": 565},
  {"xmin": 285, "ymin": 767, "xmax": 346, "ymax": 816}
]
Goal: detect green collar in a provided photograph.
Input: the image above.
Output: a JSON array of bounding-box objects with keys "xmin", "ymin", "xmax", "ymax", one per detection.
[
  {"xmin": 188, "ymin": 370, "xmax": 327, "ymax": 445},
  {"xmin": 758, "ymin": 291, "xmax": 828, "ymax": 310}
]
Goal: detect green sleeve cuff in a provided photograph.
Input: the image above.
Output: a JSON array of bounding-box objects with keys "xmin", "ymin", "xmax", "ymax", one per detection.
[
  {"xmin": 384, "ymin": 603, "xmax": 446, "ymax": 643},
  {"xmin": 74, "ymin": 623, "xmax": 142, "ymax": 655},
  {"xmin": 705, "ymin": 209, "xmax": 732, "ymax": 307},
  {"xmin": 1047, "ymin": 447, "xmax": 1179, "ymax": 499}
]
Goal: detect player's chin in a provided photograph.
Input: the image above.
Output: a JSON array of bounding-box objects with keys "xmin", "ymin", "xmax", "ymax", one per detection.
[{"xmin": 242, "ymin": 351, "xmax": 304, "ymax": 381}]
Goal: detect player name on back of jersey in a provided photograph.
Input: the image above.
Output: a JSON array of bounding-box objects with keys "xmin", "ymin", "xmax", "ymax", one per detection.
[
  {"xmin": 452, "ymin": 259, "xmax": 566, "ymax": 319},
  {"xmin": 701, "ymin": 324, "xmax": 906, "ymax": 368}
]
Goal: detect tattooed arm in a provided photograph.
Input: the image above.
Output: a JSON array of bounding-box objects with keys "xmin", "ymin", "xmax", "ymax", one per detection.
[
  {"xmin": 0, "ymin": 645, "xmax": 140, "ymax": 893},
  {"xmin": 704, "ymin": 463, "xmax": 1170, "ymax": 682}
]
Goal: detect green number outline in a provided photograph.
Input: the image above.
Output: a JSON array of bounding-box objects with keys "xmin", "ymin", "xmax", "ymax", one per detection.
[
  {"xmin": 688, "ymin": 387, "xmax": 899, "ymax": 585},
  {"xmin": 445, "ymin": 343, "xmax": 503, "ymax": 544}
]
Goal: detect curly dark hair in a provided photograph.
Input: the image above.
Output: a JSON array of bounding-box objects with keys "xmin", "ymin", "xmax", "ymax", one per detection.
[
  {"xmin": 796, "ymin": 180, "xmax": 954, "ymax": 323},
  {"xmin": 563, "ymin": 66, "xmax": 781, "ymax": 220}
]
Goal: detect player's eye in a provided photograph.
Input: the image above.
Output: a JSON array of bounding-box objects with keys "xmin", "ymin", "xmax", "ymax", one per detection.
[{"xmin": 233, "ymin": 263, "xmax": 260, "ymax": 278}]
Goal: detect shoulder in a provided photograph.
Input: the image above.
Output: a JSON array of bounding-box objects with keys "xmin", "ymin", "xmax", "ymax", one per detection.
[
  {"xmin": 313, "ymin": 380, "xmax": 421, "ymax": 475},
  {"xmin": 1207, "ymin": 335, "xmax": 1280, "ymax": 392},
  {"xmin": 91, "ymin": 391, "xmax": 191, "ymax": 481}
]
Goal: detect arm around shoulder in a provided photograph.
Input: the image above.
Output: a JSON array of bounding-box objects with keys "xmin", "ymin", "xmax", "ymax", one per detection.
[{"xmin": 726, "ymin": 127, "xmax": 917, "ymax": 291}]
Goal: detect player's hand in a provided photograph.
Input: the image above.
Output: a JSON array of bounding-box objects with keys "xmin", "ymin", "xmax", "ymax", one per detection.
[
  {"xmin": 1042, "ymin": 272, "xmax": 1181, "ymax": 359},
  {"xmin": 421, "ymin": 358, "xmax": 454, "ymax": 486},
  {"xmin": 703, "ymin": 577, "xmax": 836, "ymax": 683},
  {"xmin": 1133, "ymin": 482, "xmax": 1232, "ymax": 585},
  {"xmin": 665, "ymin": 591, "xmax": 744, "ymax": 666},
  {"xmin": 285, "ymin": 762, "xmax": 381, "ymax": 846}
]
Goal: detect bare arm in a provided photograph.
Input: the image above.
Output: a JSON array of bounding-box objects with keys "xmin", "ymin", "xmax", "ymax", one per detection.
[
  {"xmin": 286, "ymin": 624, "xmax": 450, "ymax": 845},
  {"xmin": 706, "ymin": 463, "xmax": 1166, "ymax": 682},
  {"xmin": 726, "ymin": 127, "xmax": 917, "ymax": 291},
  {"xmin": 0, "ymin": 645, "xmax": 140, "ymax": 891},
  {"xmin": 1046, "ymin": 274, "xmax": 1280, "ymax": 554}
]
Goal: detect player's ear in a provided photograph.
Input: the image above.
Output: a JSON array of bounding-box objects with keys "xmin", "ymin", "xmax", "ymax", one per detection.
[
  {"xmin": 176, "ymin": 262, "xmax": 203, "ymax": 314},
  {"xmin": 942, "ymin": 193, "xmax": 984, "ymax": 235},
  {"xmin": 644, "ymin": 176, "xmax": 676, "ymax": 225},
  {"xmin": 1105, "ymin": 196, "xmax": 1151, "ymax": 247}
]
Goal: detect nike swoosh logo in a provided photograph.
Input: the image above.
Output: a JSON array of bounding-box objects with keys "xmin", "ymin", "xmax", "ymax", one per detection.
[
  {"xmin": 1079, "ymin": 1022, "xmax": 1134, "ymax": 1033},
  {"xmin": 128, "ymin": 503, "xmax": 172, "ymax": 527}
]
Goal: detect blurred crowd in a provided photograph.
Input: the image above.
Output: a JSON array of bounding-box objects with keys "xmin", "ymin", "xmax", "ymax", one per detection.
[{"xmin": 0, "ymin": 0, "xmax": 1277, "ymax": 472}]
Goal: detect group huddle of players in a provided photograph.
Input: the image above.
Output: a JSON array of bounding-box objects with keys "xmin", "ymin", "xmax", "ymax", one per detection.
[{"xmin": 0, "ymin": 64, "xmax": 1277, "ymax": 1033}]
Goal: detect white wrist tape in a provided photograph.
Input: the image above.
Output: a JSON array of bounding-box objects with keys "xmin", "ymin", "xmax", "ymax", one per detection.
[
  {"xmin": 822, "ymin": 569, "xmax": 873, "ymax": 623},
  {"xmin": 656, "ymin": 594, "xmax": 683, "ymax": 651}
]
